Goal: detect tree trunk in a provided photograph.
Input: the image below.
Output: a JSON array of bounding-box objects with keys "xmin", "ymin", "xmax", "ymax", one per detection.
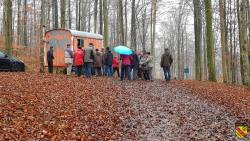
[
  {"xmin": 17, "ymin": 0, "xmax": 21, "ymax": 45},
  {"xmin": 40, "ymin": 0, "xmax": 45, "ymax": 73},
  {"xmin": 52, "ymin": 0, "xmax": 59, "ymax": 29},
  {"xmin": 68, "ymin": 0, "xmax": 71, "ymax": 29},
  {"xmin": 193, "ymin": 0, "xmax": 202, "ymax": 80},
  {"xmin": 219, "ymin": 0, "xmax": 229, "ymax": 83},
  {"xmin": 4, "ymin": 0, "xmax": 13, "ymax": 55},
  {"xmin": 142, "ymin": 7, "xmax": 147, "ymax": 54},
  {"xmin": 150, "ymin": 0, "xmax": 157, "ymax": 79},
  {"xmin": 103, "ymin": 0, "xmax": 109, "ymax": 48},
  {"xmin": 118, "ymin": 0, "xmax": 124, "ymax": 45},
  {"xmin": 99, "ymin": 0, "xmax": 103, "ymax": 35},
  {"xmin": 204, "ymin": 0, "xmax": 216, "ymax": 82},
  {"xmin": 46, "ymin": 0, "xmax": 51, "ymax": 30},
  {"xmin": 76, "ymin": 0, "xmax": 79, "ymax": 30},
  {"xmin": 131, "ymin": 0, "xmax": 136, "ymax": 50},
  {"xmin": 60, "ymin": 0, "xmax": 66, "ymax": 28},
  {"xmin": 247, "ymin": 0, "xmax": 250, "ymax": 78},
  {"xmin": 124, "ymin": 0, "xmax": 128, "ymax": 45},
  {"xmin": 23, "ymin": 0, "xmax": 28, "ymax": 46},
  {"xmin": 88, "ymin": 0, "xmax": 91, "ymax": 32},
  {"xmin": 202, "ymin": 17, "xmax": 208, "ymax": 80},
  {"xmin": 94, "ymin": 0, "xmax": 98, "ymax": 33},
  {"xmin": 237, "ymin": 0, "xmax": 250, "ymax": 85}
]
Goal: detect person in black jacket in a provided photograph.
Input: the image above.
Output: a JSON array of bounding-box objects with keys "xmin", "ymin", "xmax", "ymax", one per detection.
[
  {"xmin": 131, "ymin": 51, "xmax": 140, "ymax": 80},
  {"xmin": 47, "ymin": 46, "xmax": 54, "ymax": 73},
  {"xmin": 103, "ymin": 47, "xmax": 113, "ymax": 77},
  {"xmin": 160, "ymin": 48, "xmax": 173, "ymax": 81}
]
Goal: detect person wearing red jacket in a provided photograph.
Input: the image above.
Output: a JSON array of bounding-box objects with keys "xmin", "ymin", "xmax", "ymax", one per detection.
[
  {"xmin": 120, "ymin": 54, "xmax": 132, "ymax": 81},
  {"xmin": 74, "ymin": 46, "xmax": 84, "ymax": 77},
  {"xmin": 112, "ymin": 56, "xmax": 120, "ymax": 77}
]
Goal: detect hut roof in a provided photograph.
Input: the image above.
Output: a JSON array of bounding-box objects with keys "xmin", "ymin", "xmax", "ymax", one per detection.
[
  {"xmin": 45, "ymin": 29, "xmax": 103, "ymax": 40},
  {"xmin": 69, "ymin": 30, "xmax": 103, "ymax": 40}
]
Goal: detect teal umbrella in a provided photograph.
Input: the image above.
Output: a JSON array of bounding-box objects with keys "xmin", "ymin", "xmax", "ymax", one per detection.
[{"xmin": 113, "ymin": 46, "xmax": 133, "ymax": 55}]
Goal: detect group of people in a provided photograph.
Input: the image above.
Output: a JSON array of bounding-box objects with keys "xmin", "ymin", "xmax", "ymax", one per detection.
[{"xmin": 46, "ymin": 43, "xmax": 173, "ymax": 81}]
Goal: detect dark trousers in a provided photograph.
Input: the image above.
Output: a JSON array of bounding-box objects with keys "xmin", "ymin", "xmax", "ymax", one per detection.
[
  {"xmin": 102, "ymin": 65, "xmax": 106, "ymax": 76},
  {"xmin": 76, "ymin": 65, "xmax": 83, "ymax": 77},
  {"xmin": 113, "ymin": 67, "xmax": 120, "ymax": 77},
  {"xmin": 143, "ymin": 69, "xmax": 150, "ymax": 80},
  {"xmin": 163, "ymin": 66, "xmax": 171, "ymax": 81},
  {"xmin": 84, "ymin": 62, "xmax": 93, "ymax": 77},
  {"xmin": 106, "ymin": 65, "xmax": 113, "ymax": 77},
  {"xmin": 132, "ymin": 66, "xmax": 138, "ymax": 80},
  {"xmin": 95, "ymin": 67, "xmax": 102, "ymax": 76},
  {"xmin": 48, "ymin": 62, "xmax": 53, "ymax": 73},
  {"xmin": 138, "ymin": 67, "xmax": 143, "ymax": 79},
  {"xmin": 121, "ymin": 65, "xmax": 131, "ymax": 81}
]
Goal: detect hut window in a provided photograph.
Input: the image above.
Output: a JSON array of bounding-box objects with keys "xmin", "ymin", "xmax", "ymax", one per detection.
[{"xmin": 77, "ymin": 39, "xmax": 84, "ymax": 48}]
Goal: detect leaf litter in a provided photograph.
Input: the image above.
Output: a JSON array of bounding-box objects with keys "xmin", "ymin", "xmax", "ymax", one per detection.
[{"xmin": 0, "ymin": 73, "xmax": 249, "ymax": 140}]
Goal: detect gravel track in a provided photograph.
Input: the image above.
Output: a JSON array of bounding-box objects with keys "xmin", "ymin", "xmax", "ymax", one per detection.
[{"xmin": 113, "ymin": 80, "xmax": 239, "ymax": 141}]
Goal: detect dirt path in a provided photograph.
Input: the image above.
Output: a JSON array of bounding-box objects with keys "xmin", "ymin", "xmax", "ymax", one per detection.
[
  {"xmin": 113, "ymin": 80, "xmax": 239, "ymax": 140},
  {"xmin": 0, "ymin": 73, "xmax": 248, "ymax": 140}
]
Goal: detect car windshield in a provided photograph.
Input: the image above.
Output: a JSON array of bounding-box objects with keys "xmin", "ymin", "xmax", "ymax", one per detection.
[{"xmin": 0, "ymin": 52, "xmax": 6, "ymax": 58}]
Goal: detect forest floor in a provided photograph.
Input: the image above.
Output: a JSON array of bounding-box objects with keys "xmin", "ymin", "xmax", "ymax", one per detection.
[{"xmin": 0, "ymin": 73, "xmax": 249, "ymax": 140}]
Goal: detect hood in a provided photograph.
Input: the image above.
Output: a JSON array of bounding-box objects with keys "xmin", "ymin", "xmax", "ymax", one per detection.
[{"xmin": 8, "ymin": 56, "xmax": 24, "ymax": 63}]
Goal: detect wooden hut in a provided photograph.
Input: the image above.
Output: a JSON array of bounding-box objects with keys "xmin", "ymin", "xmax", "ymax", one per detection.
[{"xmin": 44, "ymin": 29, "xmax": 103, "ymax": 67}]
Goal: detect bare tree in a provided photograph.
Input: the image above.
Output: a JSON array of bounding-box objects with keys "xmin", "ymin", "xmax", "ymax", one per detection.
[
  {"xmin": 204, "ymin": 0, "xmax": 216, "ymax": 82},
  {"xmin": 52, "ymin": 0, "xmax": 59, "ymax": 29},
  {"xmin": 193, "ymin": 0, "xmax": 202, "ymax": 80},
  {"xmin": 3, "ymin": 0, "xmax": 13, "ymax": 55},
  {"xmin": 103, "ymin": 0, "xmax": 109, "ymax": 47},
  {"xmin": 61, "ymin": 0, "xmax": 66, "ymax": 28}
]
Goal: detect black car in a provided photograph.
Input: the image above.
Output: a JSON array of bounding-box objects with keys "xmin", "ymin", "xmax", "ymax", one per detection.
[{"xmin": 0, "ymin": 51, "xmax": 25, "ymax": 72}]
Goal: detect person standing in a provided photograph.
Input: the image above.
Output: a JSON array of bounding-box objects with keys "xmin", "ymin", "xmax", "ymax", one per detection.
[
  {"xmin": 94, "ymin": 49, "xmax": 102, "ymax": 76},
  {"xmin": 120, "ymin": 54, "xmax": 132, "ymax": 81},
  {"xmin": 140, "ymin": 53, "xmax": 151, "ymax": 81},
  {"xmin": 84, "ymin": 43, "xmax": 94, "ymax": 77},
  {"xmin": 112, "ymin": 56, "xmax": 120, "ymax": 77},
  {"xmin": 147, "ymin": 52, "xmax": 154, "ymax": 81},
  {"xmin": 103, "ymin": 47, "xmax": 113, "ymax": 77},
  {"xmin": 101, "ymin": 48, "xmax": 106, "ymax": 75},
  {"xmin": 74, "ymin": 46, "xmax": 84, "ymax": 77},
  {"xmin": 47, "ymin": 46, "xmax": 54, "ymax": 73},
  {"xmin": 160, "ymin": 48, "xmax": 173, "ymax": 81},
  {"xmin": 65, "ymin": 44, "xmax": 74, "ymax": 75},
  {"xmin": 131, "ymin": 51, "xmax": 140, "ymax": 80}
]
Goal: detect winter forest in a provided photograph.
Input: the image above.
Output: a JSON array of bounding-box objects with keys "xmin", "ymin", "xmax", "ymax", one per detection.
[
  {"xmin": 0, "ymin": 0, "xmax": 250, "ymax": 140},
  {"xmin": 0, "ymin": 0, "xmax": 249, "ymax": 85}
]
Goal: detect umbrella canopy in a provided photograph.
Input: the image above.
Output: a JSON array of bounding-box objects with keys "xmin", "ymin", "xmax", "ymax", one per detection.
[{"xmin": 113, "ymin": 46, "xmax": 133, "ymax": 55}]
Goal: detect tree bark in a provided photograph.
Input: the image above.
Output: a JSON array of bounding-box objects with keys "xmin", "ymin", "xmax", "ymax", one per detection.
[
  {"xmin": 150, "ymin": 0, "xmax": 157, "ymax": 79},
  {"xmin": 103, "ymin": 0, "xmax": 109, "ymax": 48},
  {"xmin": 99, "ymin": 0, "xmax": 103, "ymax": 35},
  {"xmin": 23, "ymin": 0, "xmax": 28, "ymax": 46},
  {"xmin": 193, "ymin": 0, "xmax": 202, "ymax": 81},
  {"xmin": 237, "ymin": 0, "xmax": 250, "ymax": 85},
  {"xmin": 68, "ymin": 0, "xmax": 71, "ymax": 29},
  {"xmin": 88, "ymin": 0, "xmax": 91, "ymax": 32},
  {"xmin": 124, "ymin": 0, "xmax": 128, "ymax": 45},
  {"xmin": 46, "ymin": 0, "xmax": 51, "ymax": 30},
  {"xmin": 40, "ymin": 0, "xmax": 45, "ymax": 73},
  {"xmin": 219, "ymin": 0, "xmax": 229, "ymax": 83},
  {"xmin": 204, "ymin": 0, "xmax": 217, "ymax": 82},
  {"xmin": 118, "ymin": 0, "xmax": 124, "ymax": 45},
  {"xmin": 60, "ymin": 0, "xmax": 66, "ymax": 28},
  {"xmin": 94, "ymin": 0, "xmax": 98, "ymax": 33},
  {"xmin": 4, "ymin": 0, "xmax": 13, "ymax": 55},
  {"xmin": 131, "ymin": 0, "xmax": 137, "ymax": 50},
  {"xmin": 52, "ymin": 0, "xmax": 59, "ymax": 29}
]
